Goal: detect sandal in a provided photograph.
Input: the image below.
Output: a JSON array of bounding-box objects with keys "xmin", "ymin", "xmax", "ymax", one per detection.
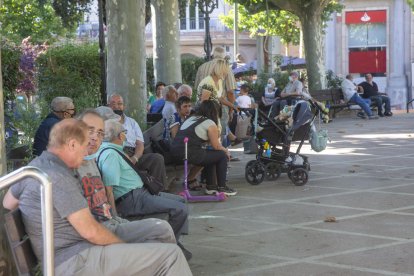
[{"xmin": 186, "ymin": 179, "xmax": 202, "ymax": 191}]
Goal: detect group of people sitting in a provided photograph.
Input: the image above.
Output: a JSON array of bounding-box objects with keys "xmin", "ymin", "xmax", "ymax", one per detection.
[{"xmin": 261, "ymin": 71, "xmax": 392, "ymax": 121}]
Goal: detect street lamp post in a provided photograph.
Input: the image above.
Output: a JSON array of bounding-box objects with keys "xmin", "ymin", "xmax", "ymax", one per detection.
[
  {"xmin": 198, "ymin": 0, "xmax": 218, "ymax": 61},
  {"xmin": 98, "ymin": 0, "xmax": 107, "ymax": 105}
]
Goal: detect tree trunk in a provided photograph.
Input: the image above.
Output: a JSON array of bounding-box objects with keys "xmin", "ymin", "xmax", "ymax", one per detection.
[
  {"xmin": 299, "ymin": 8, "xmax": 326, "ymax": 90},
  {"xmin": 106, "ymin": 0, "xmax": 147, "ymax": 125},
  {"xmin": 151, "ymin": 0, "xmax": 182, "ymax": 84},
  {"xmin": 0, "ymin": 18, "xmax": 14, "ymax": 275},
  {"xmin": 299, "ymin": 2, "xmax": 326, "ymax": 91}
]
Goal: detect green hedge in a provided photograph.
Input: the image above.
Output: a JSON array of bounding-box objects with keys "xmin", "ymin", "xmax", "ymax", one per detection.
[
  {"xmin": 36, "ymin": 43, "xmax": 102, "ymax": 116},
  {"xmin": 1, "ymin": 40, "xmax": 22, "ymax": 103}
]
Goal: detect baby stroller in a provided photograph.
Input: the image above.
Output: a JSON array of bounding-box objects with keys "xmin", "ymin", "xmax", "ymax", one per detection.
[{"xmin": 245, "ymin": 99, "xmax": 322, "ymax": 186}]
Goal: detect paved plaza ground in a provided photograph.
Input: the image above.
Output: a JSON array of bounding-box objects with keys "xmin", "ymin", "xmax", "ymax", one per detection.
[{"xmin": 181, "ymin": 111, "xmax": 414, "ymax": 275}]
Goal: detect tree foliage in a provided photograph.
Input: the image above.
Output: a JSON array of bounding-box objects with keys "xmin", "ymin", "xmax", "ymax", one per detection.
[
  {"xmin": 0, "ymin": 0, "xmax": 75, "ymax": 43},
  {"xmin": 220, "ymin": 4, "xmax": 300, "ymax": 45},
  {"xmin": 227, "ymin": 0, "xmax": 343, "ymax": 90}
]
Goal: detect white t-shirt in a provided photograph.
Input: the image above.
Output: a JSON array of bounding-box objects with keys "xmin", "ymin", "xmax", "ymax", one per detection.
[
  {"xmin": 122, "ymin": 115, "xmax": 144, "ymax": 147},
  {"xmin": 236, "ymin": 95, "xmax": 252, "ymax": 108}
]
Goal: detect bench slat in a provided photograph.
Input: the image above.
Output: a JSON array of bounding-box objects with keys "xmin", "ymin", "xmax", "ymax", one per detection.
[{"xmin": 5, "ymin": 209, "xmax": 37, "ymax": 276}]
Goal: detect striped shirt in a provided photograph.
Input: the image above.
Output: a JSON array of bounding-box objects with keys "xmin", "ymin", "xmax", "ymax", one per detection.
[{"xmin": 194, "ymin": 59, "xmax": 237, "ymax": 96}]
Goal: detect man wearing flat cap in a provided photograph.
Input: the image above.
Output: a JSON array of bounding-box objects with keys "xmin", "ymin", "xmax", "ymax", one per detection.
[
  {"xmin": 33, "ymin": 96, "xmax": 76, "ymax": 156},
  {"xmin": 270, "ymin": 71, "xmax": 304, "ymax": 119}
]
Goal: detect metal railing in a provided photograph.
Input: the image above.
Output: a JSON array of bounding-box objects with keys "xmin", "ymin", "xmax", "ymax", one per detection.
[{"xmin": 0, "ymin": 166, "xmax": 54, "ymax": 276}]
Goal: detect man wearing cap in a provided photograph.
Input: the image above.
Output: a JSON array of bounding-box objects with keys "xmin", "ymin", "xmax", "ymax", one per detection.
[
  {"xmin": 269, "ymin": 71, "xmax": 304, "ymax": 119},
  {"xmin": 33, "ymin": 96, "xmax": 76, "ymax": 156}
]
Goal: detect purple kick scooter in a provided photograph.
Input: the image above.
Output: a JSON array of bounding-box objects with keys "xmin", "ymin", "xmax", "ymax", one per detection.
[{"xmin": 179, "ymin": 137, "xmax": 227, "ymax": 202}]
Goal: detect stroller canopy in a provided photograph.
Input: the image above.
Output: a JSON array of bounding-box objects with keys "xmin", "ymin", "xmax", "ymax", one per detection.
[{"xmin": 291, "ymin": 101, "xmax": 313, "ymax": 131}]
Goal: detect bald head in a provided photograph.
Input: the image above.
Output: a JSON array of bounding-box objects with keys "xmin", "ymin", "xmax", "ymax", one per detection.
[{"xmin": 47, "ymin": 119, "xmax": 89, "ymax": 168}]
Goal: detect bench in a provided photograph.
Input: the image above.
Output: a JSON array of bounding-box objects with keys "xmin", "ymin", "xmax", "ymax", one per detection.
[
  {"xmin": 311, "ymin": 88, "xmax": 376, "ymax": 118},
  {"xmin": 142, "ymin": 120, "xmax": 184, "ymax": 191},
  {"xmin": 4, "ymin": 209, "xmax": 38, "ymax": 276}
]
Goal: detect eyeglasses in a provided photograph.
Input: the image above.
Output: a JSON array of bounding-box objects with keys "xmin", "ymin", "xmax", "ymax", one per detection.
[{"xmin": 88, "ymin": 128, "xmax": 105, "ymax": 139}]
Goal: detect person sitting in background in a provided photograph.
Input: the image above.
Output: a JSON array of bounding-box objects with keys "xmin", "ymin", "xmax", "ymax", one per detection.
[
  {"xmin": 177, "ymin": 84, "xmax": 193, "ymax": 99},
  {"xmin": 33, "ymin": 96, "xmax": 75, "ymax": 156},
  {"xmin": 108, "ymin": 94, "xmax": 168, "ymax": 188},
  {"xmin": 358, "ymin": 73, "xmax": 392, "ymax": 117},
  {"xmin": 3, "ymin": 119, "xmax": 192, "ymax": 275},
  {"xmin": 261, "ymin": 78, "xmax": 279, "ymax": 108},
  {"xmin": 168, "ymin": 96, "xmax": 192, "ymax": 140},
  {"xmin": 162, "ymin": 85, "xmax": 178, "ymax": 120},
  {"xmin": 149, "ymin": 81, "xmax": 166, "ymax": 113},
  {"xmin": 171, "ymin": 100, "xmax": 237, "ymax": 196},
  {"xmin": 341, "ymin": 74, "xmax": 378, "ymax": 120},
  {"xmin": 269, "ymin": 71, "xmax": 303, "ymax": 119}
]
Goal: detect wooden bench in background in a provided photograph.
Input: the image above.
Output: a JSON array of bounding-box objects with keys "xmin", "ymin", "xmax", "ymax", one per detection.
[{"xmin": 311, "ymin": 88, "xmax": 377, "ymax": 118}]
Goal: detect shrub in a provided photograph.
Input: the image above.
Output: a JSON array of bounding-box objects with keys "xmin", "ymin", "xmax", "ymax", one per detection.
[
  {"xmin": 36, "ymin": 43, "xmax": 102, "ymax": 116},
  {"xmin": 1, "ymin": 40, "xmax": 23, "ymax": 103}
]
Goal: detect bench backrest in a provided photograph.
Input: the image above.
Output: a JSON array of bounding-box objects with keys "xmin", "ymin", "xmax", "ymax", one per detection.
[
  {"xmin": 311, "ymin": 88, "xmax": 344, "ymax": 103},
  {"xmin": 143, "ymin": 119, "xmax": 164, "ymax": 154},
  {"xmin": 4, "ymin": 209, "xmax": 37, "ymax": 276}
]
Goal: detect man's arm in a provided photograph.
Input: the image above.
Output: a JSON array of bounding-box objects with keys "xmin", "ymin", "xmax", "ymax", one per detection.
[
  {"xmin": 67, "ymin": 208, "xmax": 123, "ymax": 245},
  {"xmin": 132, "ymin": 140, "xmax": 144, "ymax": 164},
  {"xmin": 3, "ymin": 189, "xmax": 19, "ymax": 210},
  {"xmin": 104, "ymin": 186, "xmax": 118, "ymax": 216}
]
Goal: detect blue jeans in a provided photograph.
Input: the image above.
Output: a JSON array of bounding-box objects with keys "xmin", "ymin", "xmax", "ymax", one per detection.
[
  {"xmin": 350, "ymin": 93, "xmax": 372, "ymax": 116},
  {"xmin": 370, "ymin": 95, "xmax": 391, "ymax": 114}
]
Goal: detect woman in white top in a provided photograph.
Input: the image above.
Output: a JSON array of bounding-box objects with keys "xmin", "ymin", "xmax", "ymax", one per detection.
[{"xmin": 262, "ymin": 78, "xmax": 280, "ymax": 107}]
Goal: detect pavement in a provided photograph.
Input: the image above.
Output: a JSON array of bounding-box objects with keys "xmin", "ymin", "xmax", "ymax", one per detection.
[{"xmin": 180, "ymin": 111, "xmax": 414, "ymax": 276}]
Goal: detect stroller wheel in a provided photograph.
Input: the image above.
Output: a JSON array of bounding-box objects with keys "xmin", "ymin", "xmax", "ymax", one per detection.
[
  {"xmin": 290, "ymin": 168, "xmax": 308, "ymax": 186},
  {"xmin": 245, "ymin": 160, "xmax": 265, "ymax": 185},
  {"xmin": 265, "ymin": 162, "xmax": 281, "ymax": 181}
]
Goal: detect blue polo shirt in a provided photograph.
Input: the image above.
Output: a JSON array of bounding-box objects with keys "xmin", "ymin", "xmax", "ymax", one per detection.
[{"xmin": 97, "ymin": 142, "xmax": 144, "ymax": 199}]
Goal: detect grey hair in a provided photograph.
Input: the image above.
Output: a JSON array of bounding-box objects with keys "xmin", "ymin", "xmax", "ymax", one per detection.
[
  {"xmin": 177, "ymin": 84, "xmax": 192, "ymax": 96},
  {"xmin": 104, "ymin": 119, "xmax": 124, "ymax": 142},
  {"xmin": 346, "ymin": 74, "xmax": 353, "ymax": 80},
  {"xmin": 107, "ymin": 93, "xmax": 124, "ymax": 103},
  {"xmin": 161, "ymin": 85, "xmax": 176, "ymax": 98},
  {"xmin": 51, "ymin": 97, "xmax": 73, "ymax": 112}
]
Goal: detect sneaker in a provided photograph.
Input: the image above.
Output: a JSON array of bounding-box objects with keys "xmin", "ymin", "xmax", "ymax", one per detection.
[
  {"xmin": 368, "ymin": 115, "xmax": 379, "ymax": 120},
  {"xmin": 378, "ymin": 113, "xmax": 385, "ymax": 117},
  {"xmin": 177, "ymin": 242, "xmax": 192, "ymax": 261},
  {"xmin": 384, "ymin": 111, "xmax": 393, "ymax": 117},
  {"xmin": 217, "ymin": 186, "xmax": 237, "ymax": 196},
  {"xmin": 205, "ymin": 186, "xmax": 218, "ymax": 195},
  {"xmin": 357, "ymin": 112, "xmax": 366, "ymax": 119}
]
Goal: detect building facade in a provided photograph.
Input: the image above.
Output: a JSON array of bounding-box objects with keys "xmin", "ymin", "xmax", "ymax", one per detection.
[{"xmin": 325, "ymin": 0, "xmax": 412, "ymax": 109}]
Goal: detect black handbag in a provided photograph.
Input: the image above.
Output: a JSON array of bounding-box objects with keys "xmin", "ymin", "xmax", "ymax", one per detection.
[{"xmin": 97, "ymin": 148, "xmax": 164, "ymax": 195}]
